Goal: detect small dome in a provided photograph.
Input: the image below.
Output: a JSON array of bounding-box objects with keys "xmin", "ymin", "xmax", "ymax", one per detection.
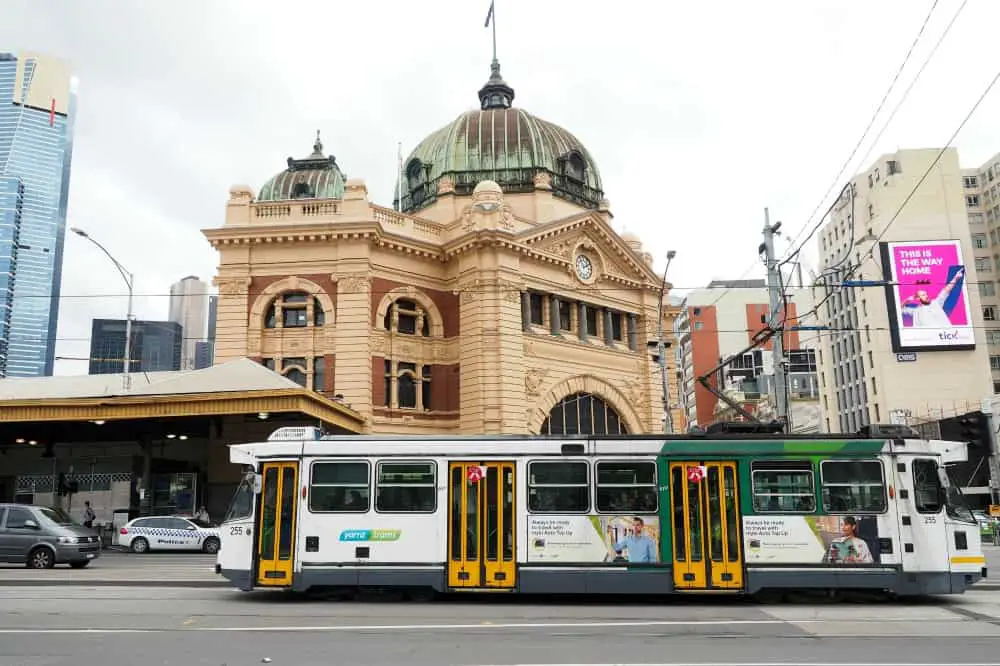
[
  {"xmin": 258, "ymin": 131, "xmax": 346, "ymax": 202},
  {"xmin": 394, "ymin": 61, "xmax": 604, "ymax": 214},
  {"xmin": 473, "ymin": 180, "xmax": 503, "ymax": 196}
]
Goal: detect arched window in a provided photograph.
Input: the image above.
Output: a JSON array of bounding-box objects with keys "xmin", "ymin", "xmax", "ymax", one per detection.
[
  {"xmin": 540, "ymin": 392, "xmax": 628, "ymax": 435},
  {"xmin": 383, "ymin": 359, "xmax": 433, "ymax": 410},
  {"xmin": 265, "ymin": 291, "xmax": 327, "ymax": 329},
  {"xmin": 280, "ymin": 357, "xmax": 308, "ymax": 388},
  {"xmin": 383, "ymin": 298, "xmax": 430, "ymax": 337},
  {"xmin": 291, "ymin": 181, "xmax": 314, "ymax": 199},
  {"xmin": 562, "ymin": 151, "xmax": 586, "ymax": 183},
  {"xmin": 262, "ymin": 356, "xmax": 327, "ymax": 393}
]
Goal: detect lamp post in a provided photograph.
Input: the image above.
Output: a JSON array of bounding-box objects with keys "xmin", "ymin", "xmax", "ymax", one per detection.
[
  {"xmin": 656, "ymin": 250, "xmax": 677, "ymax": 434},
  {"xmin": 70, "ymin": 227, "xmax": 135, "ymax": 391}
]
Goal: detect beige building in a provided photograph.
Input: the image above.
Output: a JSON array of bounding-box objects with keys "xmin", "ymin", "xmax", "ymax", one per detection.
[
  {"xmin": 203, "ymin": 61, "xmax": 679, "ymax": 435},
  {"xmin": 168, "ymin": 275, "xmax": 210, "ymax": 370},
  {"xmin": 814, "ymin": 148, "xmax": 993, "ymax": 433}
]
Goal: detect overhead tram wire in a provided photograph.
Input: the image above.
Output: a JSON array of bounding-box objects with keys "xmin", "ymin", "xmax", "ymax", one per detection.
[
  {"xmin": 780, "ymin": 0, "xmax": 969, "ymax": 275},
  {"xmin": 778, "ymin": 0, "xmax": 944, "ymax": 268},
  {"xmin": 796, "ymin": 62, "xmax": 1000, "ymax": 326}
]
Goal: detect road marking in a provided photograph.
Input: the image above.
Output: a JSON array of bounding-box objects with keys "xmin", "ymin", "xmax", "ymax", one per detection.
[{"xmin": 0, "ymin": 619, "xmax": 814, "ymax": 634}]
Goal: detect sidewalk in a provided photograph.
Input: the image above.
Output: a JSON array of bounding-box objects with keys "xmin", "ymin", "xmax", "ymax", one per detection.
[{"xmin": 0, "ymin": 550, "xmax": 224, "ymax": 588}]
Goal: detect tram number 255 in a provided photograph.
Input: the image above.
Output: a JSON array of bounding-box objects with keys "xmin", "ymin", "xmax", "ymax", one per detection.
[{"xmin": 230, "ymin": 526, "xmax": 246, "ymax": 536}]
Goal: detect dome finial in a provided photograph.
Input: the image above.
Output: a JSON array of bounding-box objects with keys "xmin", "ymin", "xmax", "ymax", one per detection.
[
  {"xmin": 478, "ymin": 59, "xmax": 515, "ymax": 110},
  {"xmin": 311, "ymin": 130, "xmax": 324, "ymax": 157}
]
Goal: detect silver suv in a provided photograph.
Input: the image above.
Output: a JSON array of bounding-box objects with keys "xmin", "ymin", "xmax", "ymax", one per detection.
[{"xmin": 0, "ymin": 503, "xmax": 102, "ymax": 569}]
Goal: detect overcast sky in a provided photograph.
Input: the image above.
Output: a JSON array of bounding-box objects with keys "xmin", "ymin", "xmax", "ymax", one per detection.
[{"xmin": 3, "ymin": 0, "xmax": 1000, "ymax": 376}]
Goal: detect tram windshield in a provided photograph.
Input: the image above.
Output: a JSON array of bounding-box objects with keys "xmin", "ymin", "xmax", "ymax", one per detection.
[{"xmin": 224, "ymin": 474, "xmax": 255, "ymax": 522}]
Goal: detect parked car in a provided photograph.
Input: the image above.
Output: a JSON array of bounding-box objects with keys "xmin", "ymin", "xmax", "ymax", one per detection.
[
  {"xmin": 0, "ymin": 503, "xmax": 102, "ymax": 569},
  {"xmin": 118, "ymin": 515, "xmax": 221, "ymax": 554}
]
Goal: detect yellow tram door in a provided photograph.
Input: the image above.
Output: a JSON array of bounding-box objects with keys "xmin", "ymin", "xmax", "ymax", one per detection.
[
  {"xmin": 447, "ymin": 461, "xmax": 516, "ymax": 590},
  {"xmin": 669, "ymin": 461, "xmax": 743, "ymax": 591},
  {"xmin": 256, "ymin": 462, "xmax": 299, "ymax": 587}
]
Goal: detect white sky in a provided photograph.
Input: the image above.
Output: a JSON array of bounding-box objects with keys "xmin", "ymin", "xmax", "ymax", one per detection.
[{"xmin": 3, "ymin": 0, "xmax": 1000, "ymax": 376}]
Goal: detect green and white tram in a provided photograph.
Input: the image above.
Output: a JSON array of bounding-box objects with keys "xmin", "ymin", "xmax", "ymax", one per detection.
[{"xmin": 215, "ymin": 425, "xmax": 987, "ymax": 598}]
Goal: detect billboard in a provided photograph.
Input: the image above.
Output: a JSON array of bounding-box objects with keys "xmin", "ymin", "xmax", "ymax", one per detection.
[{"xmin": 880, "ymin": 240, "xmax": 975, "ymax": 353}]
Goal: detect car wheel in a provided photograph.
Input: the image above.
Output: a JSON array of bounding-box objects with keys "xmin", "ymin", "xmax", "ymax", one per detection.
[
  {"xmin": 27, "ymin": 547, "xmax": 55, "ymax": 569},
  {"xmin": 130, "ymin": 537, "xmax": 149, "ymax": 554},
  {"xmin": 69, "ymin": 561, "xmax": 91, "ymax": 569},
  {"xmin": 202, "ymin": 537, "xmax": 220, "ymax": 554}
]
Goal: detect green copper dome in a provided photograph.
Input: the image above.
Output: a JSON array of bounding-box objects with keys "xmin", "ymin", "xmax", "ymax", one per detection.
[
  {"xmin": 394, "ymin": 61, "xmax": 604, "ymax": 213},
  {"xmin": 258, "ymin": 132, "xmax": 346, "ymax": 202}
]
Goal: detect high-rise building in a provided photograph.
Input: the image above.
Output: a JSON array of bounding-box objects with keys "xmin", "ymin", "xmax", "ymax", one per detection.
[
  {"xmin": 88, "ymin": 319, "xmax": 182, "ymax": 375},
  {"xmin": 0, "ymin": 52, "xmax": 76, "ymax": 378},
  {"xmin": 673, "ymin": 280, "xmax": 817, "ymax": 430},
  {"xmin": 168, "ymin": 275, "xmax": 209, "ymax": 370},
  {"xmin": 813, "ymin": 148, "xmax": 993, "ymax": 433},
  {"xmin": 193, "ymin": 294, "xmax": 218, "ymax": 369}
]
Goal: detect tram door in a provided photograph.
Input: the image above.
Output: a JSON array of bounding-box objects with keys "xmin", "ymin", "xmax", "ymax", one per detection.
[
  {"xmin": 256, "ymin": 462, "xmax": 299, "ymax": 587},
  {"xmin": 668, "ymin": 461, "xmax": 743, "ymax": 591},
  {"xmin": 447, "ymin": 462, "xmax": 516, "ymax": 590}
]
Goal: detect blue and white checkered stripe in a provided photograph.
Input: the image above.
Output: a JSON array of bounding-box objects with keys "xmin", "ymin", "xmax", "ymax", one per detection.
[{"xmin": 131, "ymin": 528, "xmax": 194, "ymax": 538}]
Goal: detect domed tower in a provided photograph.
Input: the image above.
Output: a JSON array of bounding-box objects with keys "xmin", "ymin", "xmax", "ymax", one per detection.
[
  {"xmin": 258, "ymin": 131, "xmax": 346, "ymax": 201},
  {"xmin": 394, "ymin": 60, "xmax": 604, "ymax": 214}
]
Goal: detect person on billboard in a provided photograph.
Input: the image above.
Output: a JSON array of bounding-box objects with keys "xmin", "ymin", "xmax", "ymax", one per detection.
[
  {"xmin": 900, "ymin": 266, "xmax": 965, "ymax": 328},
  {"xmin": 612, "ymin": 517, "xmax": 657, "ymax": 563},
  {"xmin": 828, "ymin": 516, "xmax": 873, "ymax": 564}
]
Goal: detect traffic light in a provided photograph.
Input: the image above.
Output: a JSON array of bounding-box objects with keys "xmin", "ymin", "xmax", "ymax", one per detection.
[{"xmin": 959, "ymin": 413, "xmax": 985, "ymax": 444}]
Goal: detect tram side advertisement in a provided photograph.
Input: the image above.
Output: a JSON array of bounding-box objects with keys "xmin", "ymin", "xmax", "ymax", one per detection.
[
  {"xmin": 527, "ymin": 515, "xmax": 660, "ymax": 563},
  {"xmin": 743, "ymin": 515, "xmax": 882, "ymax": 565}
]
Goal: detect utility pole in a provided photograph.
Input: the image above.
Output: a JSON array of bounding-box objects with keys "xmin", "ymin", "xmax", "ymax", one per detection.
[
  {"xmin": 761, "ymin": 210, "xmax": 790, "ymax": 430},
  {"xmin": 656, "ymin": 250, "xmax": 677, "ymax": 434}
]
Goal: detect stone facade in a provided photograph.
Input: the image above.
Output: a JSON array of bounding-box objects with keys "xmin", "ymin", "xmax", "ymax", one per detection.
[{"xmin": 204, "ymin": 175, "xmax": 680, "ymax": 435}]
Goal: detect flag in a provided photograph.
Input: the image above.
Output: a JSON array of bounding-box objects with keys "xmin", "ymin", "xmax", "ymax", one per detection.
[
  {"xmin": 49, "ymin": 98, "xmax": 55, "ymax": 127},
  {"xmin": 484, "ymin": 0, "xmax": 494, "ymax": 27}
]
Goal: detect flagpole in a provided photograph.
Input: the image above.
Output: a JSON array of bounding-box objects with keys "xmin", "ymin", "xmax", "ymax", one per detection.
[
  {"xmin": 396, "ymin": 142, "xmax": 403, "ymax": 212},
  {"xmin": 491, "ymin": 1, "xmax": 497, "ymax": 61}
]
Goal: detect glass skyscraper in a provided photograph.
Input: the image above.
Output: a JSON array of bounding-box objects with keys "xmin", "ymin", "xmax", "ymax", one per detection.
[{"xmin": 0, "ymin": 52, "xmax": 76, "ymax": 377}]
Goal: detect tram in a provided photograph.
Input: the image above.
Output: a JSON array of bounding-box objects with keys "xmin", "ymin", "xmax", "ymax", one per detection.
[{"xmin": 215, "ymin": 424, "xmax": 987, "ymax": 598}]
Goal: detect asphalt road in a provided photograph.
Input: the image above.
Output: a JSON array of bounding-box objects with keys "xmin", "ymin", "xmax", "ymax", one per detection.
[{"xmin": 3, "ymin": 586, "xmax": 1000, "ymax": 666}]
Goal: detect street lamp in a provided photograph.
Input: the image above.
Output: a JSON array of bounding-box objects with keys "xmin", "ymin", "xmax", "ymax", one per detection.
[
  {"xmin": 70, "ymin": 227, "xmax": 135, "ymax": 391},
  {"xmin": 656, "ymin": 250, "xmax": 677, "ymax": 434}
]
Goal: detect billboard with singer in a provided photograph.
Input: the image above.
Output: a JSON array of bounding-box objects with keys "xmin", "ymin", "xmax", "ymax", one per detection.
[{"xmin": 881, "ymin": 240, "xmax": 975, "ymax": 352}]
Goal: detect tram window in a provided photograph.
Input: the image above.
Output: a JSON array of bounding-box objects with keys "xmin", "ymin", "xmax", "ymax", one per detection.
[
  {"xmin": 309, "ymin": 461, "xmax": 370, "ymax": 512},
  {"xmin": 820, "ymin": 460, "xmax": 886, "ymax": 513},
  {"xmin": 527, "ymin": 461, "xmax": 589, "ymax": 513},
  {"xmin": 375, "ymin": 461, "xmax": 437, "ymax": 513},
  {"xmin": 751, "ymin": 460, "xmax": 816, "ymax": 513},
  {"xmin": 912, "ymin": 458, "xmax": 944, "ymax": 514},
  {"xmin": 595, "ymin": 461, "xmax": 657, "ymax": 512}
]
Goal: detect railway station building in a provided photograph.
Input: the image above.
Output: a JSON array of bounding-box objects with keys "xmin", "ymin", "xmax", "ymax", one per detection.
[{"xmin": 205, "ymin": 59, "xmax": 681, "ymax": 436}]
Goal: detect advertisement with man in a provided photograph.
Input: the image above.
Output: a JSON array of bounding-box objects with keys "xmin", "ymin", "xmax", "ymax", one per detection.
[
  {"xmin": 881, "ymin": 240, "xmax": 975, "ymax": 352},
  {"xmin": 527, "ymin": 515, "xmax": 660, "ymax": 563},
  {"xmin": 743, "ymin": 515, "xmax": 881, "ymax": 565}
]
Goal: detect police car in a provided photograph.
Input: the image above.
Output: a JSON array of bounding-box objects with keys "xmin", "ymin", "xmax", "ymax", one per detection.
[{"xmin": 118, "ymin": 516, "xmax": 221, "ymax": 554}]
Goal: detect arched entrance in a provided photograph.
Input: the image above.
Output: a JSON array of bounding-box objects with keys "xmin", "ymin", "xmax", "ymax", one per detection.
[{"xmin": 539, "ymin": 392, "xmax": 630, "ymax": 435}]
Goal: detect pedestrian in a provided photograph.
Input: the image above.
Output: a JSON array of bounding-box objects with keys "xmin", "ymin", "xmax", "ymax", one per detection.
[
  {"xmin": 83, "ymin": 501, "xmax": 95, "ymax": 529},
  {"xmin": 196, "ymin": 505, "xmax": 210, "ymax": 524}
]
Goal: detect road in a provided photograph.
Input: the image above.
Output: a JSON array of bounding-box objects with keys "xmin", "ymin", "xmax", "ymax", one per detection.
[{"xmin": 2, "ymin": 586, "xmax": 1000, "ymax": 666}]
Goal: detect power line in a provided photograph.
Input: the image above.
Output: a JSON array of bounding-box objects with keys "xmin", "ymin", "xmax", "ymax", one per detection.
[
  {"xmin": 798, "ymin": 61, "xmax": 1000, "ymax": 326},
  {"xmin": 780, "ymin": 0, "xmax": 952, "ymax": 267}
]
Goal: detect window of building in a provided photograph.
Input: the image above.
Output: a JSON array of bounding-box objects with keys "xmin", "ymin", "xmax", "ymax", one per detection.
[
  {"xmin": 751, "ymin": 460, "xmax": 816, "ymax": 513},
  {"xmin": 977, "ymin": 258, "xmax": 992, "ymax": 273},
  {"xmin": 312, "ymin": 357, "xmax": 325, "ymax": 392},
  {"xmin": 527, "ymin": 461, "xmax": 589, "ymax": 513},
  {"xmin": 820, "ymin": 460, "xmax": 886, "ymax": 513},
  {"xmin": 281, "ymin": 357, "xmax": 307, "ymax": 387},
  {"xmin": 965, "ymin": 175, "xmax": 980, "ymax": 188},
  {"xmin": 309, "ymin": 461, "xmax": 370, "ymax": 512},
  {"xmin": 375, "ymin": 461, "xmax": 436, "ymax": 513},
  {"xmin": 558, "ymin": 300, "xmax": 572, "ymax": 331},
  {"xmin": 383, "ymin": 298, "xmax": 430, "ymax": 336},
  {"xmin": 610, "ymin": 312, "xmax": 623, "ymax": 341},
  {"xmin": 540, "ymin": 392, "xmax": 628, "ymax": 435},
  {"xmin": 887, "ymin": 160, "xmax": 901, "ymax": 175},
  {"xmin": 985, "ymin": 306, "xmax": 997, "ymax": 321},
  {"xmin": 912, "ymin": 459, "xmax": 944, "ymax": 514},
  {"xmin": 968, "ymin": 194, "xmax": 981, "ymax": 208},
  {"xmin": 990, "ymin": 355, "xmax": 1000, "ymax": 371},
  {"xmin": 981, "ymin": 282, "xmax": 997, "ymax": 298},
  {"xmin": 529, "ymin": 293, "xmax": 544, "ymax": 325},
  {"xmin": 265, "ymin": 291, "xmax": 326, "ymax": 329},
  {"xmin": 970, "ymin": 213, "xmax": 985, "ymax": 224},
  {"xmin": 595, "ymin": 461, "xmax": 657, "ymax": 512},
  {"xmin": 383, "ymin": 360, "xmax": 433, "ymax": 410},
  {"xmin": 988, "ymin": 330, "xmax": 1000, "ymax": 345},
  {"xmin": 586, "ymin": 306, "xmax": 599, "ymax": 336},
  {"xmin": 974, "ymin": 234, "xmax": 989, "ymax": 249}
]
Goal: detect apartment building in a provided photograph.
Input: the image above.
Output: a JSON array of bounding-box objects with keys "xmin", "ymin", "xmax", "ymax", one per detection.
[
  {"xmin": 813, "ymin": 148, "xmax": 993, "ymax": 434},
  {"xmin": 674, "ymin": 280, "xmax": 816, "ymax": 429}
]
